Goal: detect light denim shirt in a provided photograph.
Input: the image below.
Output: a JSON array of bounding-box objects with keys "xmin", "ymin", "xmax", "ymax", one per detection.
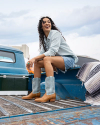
[{"xmin": 39, "ymin": 30, "xmax": 78, "ymax": 63}]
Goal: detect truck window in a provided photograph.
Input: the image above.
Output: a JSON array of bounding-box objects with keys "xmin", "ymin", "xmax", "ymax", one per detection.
[{"xmin": 0, "ymin": 51, "xmax": 15, "ymax": 63}]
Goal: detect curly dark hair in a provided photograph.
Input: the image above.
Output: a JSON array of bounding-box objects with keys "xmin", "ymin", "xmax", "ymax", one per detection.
[{"xmin": 38, "ymin": 16, "xmax": 64, "ymax": 51}]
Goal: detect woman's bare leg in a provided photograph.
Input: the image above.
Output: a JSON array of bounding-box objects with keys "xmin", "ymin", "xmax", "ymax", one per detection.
[
  {"xmin": 35, "ymin": 56, "xmax": 65, "ymax": 102},
  {"xmin": 43, "ymin": 56, "xmax": 65, "ymax": 77},
  {"xmin": 22, "ymin": 60, "xmax": 45, "ymax": 99},
  {"xmin": 34, "ymin": 59, "xmax": 58, "ymax": 77},
  {"xmin": 34, "ymin": 60, "xmax": 44, "ymax": 78}
]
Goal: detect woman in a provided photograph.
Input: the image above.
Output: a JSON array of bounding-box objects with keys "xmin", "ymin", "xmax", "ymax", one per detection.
[{"xmin": 22, "ymin": 16, "xmax": 78, "ymax": 102}]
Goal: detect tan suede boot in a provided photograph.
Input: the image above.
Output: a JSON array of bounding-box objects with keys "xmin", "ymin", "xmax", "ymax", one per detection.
[
  {"xmin": 35, "ymin": 93, "xmax": 56, "ymax": 102},
  {"xmin": 22, "ymin": 92, "xmax": 40, "ymax": 100}
]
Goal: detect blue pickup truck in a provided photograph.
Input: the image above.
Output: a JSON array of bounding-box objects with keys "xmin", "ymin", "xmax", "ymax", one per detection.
[{"xmin": 0, "ymin": 45, "xmax": 100, "ymax": 125}]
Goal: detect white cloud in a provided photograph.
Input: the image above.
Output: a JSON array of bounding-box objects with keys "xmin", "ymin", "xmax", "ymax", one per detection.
[
  {"xmin": 65, "ymin": 33, "xmax": 100, "ymax": 60},
  {"xmin": 27, "ymin": 42, "xmax": 39, "ymax": 59},
  {"xmin": 55, "ymin": 6, "xmax": 100, "ymax": 32},
  {"xmin": 0, "ymin": 5, "xmax": 100, "ymax": 46},
  {"xmin": 0, "ymin": 0, "xmax": 100, "ymax": 61}
]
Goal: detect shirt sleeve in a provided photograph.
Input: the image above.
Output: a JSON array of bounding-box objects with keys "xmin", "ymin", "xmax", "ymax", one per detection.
[
  {"xmin": 43, "ymin": 32, "xmax": 61, "ymax": 56},
  {"xmin": 39, "ymin": 45, "xmax": 45, "ymax": 55}
]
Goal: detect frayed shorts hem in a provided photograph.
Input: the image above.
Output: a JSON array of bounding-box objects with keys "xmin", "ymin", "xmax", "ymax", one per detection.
[{"xmin": 56, "ymin": 56, "xmax": 75, "ymax": 74}]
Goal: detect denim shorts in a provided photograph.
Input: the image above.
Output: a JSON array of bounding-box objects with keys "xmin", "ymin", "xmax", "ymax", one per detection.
[{"xmin": 57, "ymin": 56, "xmax": 75, "ymax": 73}]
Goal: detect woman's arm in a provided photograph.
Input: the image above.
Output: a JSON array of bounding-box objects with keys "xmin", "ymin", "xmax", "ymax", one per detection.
[
  {"xmin": 34, "ymin": 54, "xmax": 45, "ymax": 62},
  {"xmin": 26, "ymin": 54, "xmax": 45, "ymax": 69}
]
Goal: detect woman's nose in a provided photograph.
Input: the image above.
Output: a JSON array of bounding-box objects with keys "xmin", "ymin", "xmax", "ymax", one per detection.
[{"xmin": 45, "ymin": 22, "xmax": 48, "ymax": 24}]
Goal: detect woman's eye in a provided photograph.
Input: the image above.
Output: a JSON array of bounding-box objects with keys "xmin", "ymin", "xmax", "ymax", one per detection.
[{"xmin": 43, "ymin": 21, "xmax": 46, "ymax": 24}]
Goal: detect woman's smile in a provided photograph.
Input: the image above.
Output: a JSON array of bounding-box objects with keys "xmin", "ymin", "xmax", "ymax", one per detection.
[{"xmin": 42, "ymin": 18, "xmax": 51, "ymax": 35}]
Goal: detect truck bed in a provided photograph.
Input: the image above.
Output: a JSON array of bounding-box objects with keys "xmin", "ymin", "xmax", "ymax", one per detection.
[{"xmin": 1, "ymin": 95, "xmax": 99, "ymax": 125}]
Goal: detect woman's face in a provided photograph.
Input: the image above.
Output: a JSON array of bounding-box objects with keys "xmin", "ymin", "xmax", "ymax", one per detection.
[{"xmin": 42, "ymin": 18, "xmax": 51, "ymax": 33}]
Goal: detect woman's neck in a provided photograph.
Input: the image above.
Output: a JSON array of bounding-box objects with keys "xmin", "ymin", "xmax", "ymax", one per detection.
[{"xmin": 44, "ymin": 30, "xmax": 50, "ymax": 38}]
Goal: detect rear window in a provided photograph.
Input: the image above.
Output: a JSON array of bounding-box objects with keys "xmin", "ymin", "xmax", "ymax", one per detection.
[{"xmin": 0, "ymin": 51, "xmax": 15, "ymax": 63}]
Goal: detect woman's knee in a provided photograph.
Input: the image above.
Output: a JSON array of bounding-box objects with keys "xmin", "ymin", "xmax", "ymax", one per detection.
[{"xmin": 43, "ymin": 57, "xmax": 51, "ymax": 63}]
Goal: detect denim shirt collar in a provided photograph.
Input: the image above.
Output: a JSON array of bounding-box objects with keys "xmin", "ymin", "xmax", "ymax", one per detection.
[
  {"xmin": 47, "ymin": 30, "xmax": 52, "ymax": 40},
  {"xmin": 44, "ymin": 30, "xmax": 52, "ymax": 41}
]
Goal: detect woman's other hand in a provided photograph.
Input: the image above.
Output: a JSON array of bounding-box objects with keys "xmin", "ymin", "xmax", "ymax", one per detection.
[{"xmin": 26, "ymin": 58, "xmax": 35, "ymax": 70}]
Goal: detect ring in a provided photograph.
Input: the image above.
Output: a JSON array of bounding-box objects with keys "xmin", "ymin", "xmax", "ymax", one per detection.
[{"xmin": 28, "ymin": 62, "xmax": 30, "ymax": 64}]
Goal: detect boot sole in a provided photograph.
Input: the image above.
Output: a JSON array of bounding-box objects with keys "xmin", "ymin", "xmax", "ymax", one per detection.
[
  {"xmin": 22, "ymin": 96, "xmax": 40, "ymax": 100},
  {"xmin": 35, "ymin": 98, "xmax": 56, "ymax": 103}
]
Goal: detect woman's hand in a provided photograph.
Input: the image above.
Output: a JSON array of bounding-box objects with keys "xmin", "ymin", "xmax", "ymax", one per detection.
[
  {"xmin": 26, "ymin": 54, "xmax": 45, "ymax": 70},
  {"xmin": 26, "ymin": 58, "xmax": 35, "ymax": 70}
]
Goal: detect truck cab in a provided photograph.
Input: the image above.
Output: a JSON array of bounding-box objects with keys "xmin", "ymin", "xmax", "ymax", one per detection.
[{"xmin": 0, "ymin": 45, "xmax": 29, "ymax": 95}]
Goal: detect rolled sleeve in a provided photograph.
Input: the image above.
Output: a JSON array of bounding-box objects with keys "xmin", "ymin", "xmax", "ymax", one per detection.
[{"xmin": 44, "ymin": 32, "xmax": 61, "ymax": 56}]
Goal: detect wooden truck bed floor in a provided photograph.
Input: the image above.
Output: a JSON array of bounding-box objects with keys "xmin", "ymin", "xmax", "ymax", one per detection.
[{"xmin": 1, "ymin": 95, "xmax": 99, "ymax": 125}]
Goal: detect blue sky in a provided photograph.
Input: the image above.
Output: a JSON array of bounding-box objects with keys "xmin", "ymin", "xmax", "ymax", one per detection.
[{"xmin": 0, "ymin": 0, "xmax": 100, "ymax": 60}]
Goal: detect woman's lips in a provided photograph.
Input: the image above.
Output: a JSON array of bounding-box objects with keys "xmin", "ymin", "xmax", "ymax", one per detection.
[{"xmin": 45, "ymin": 26, "xmax": 50, "ymax": 29}]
